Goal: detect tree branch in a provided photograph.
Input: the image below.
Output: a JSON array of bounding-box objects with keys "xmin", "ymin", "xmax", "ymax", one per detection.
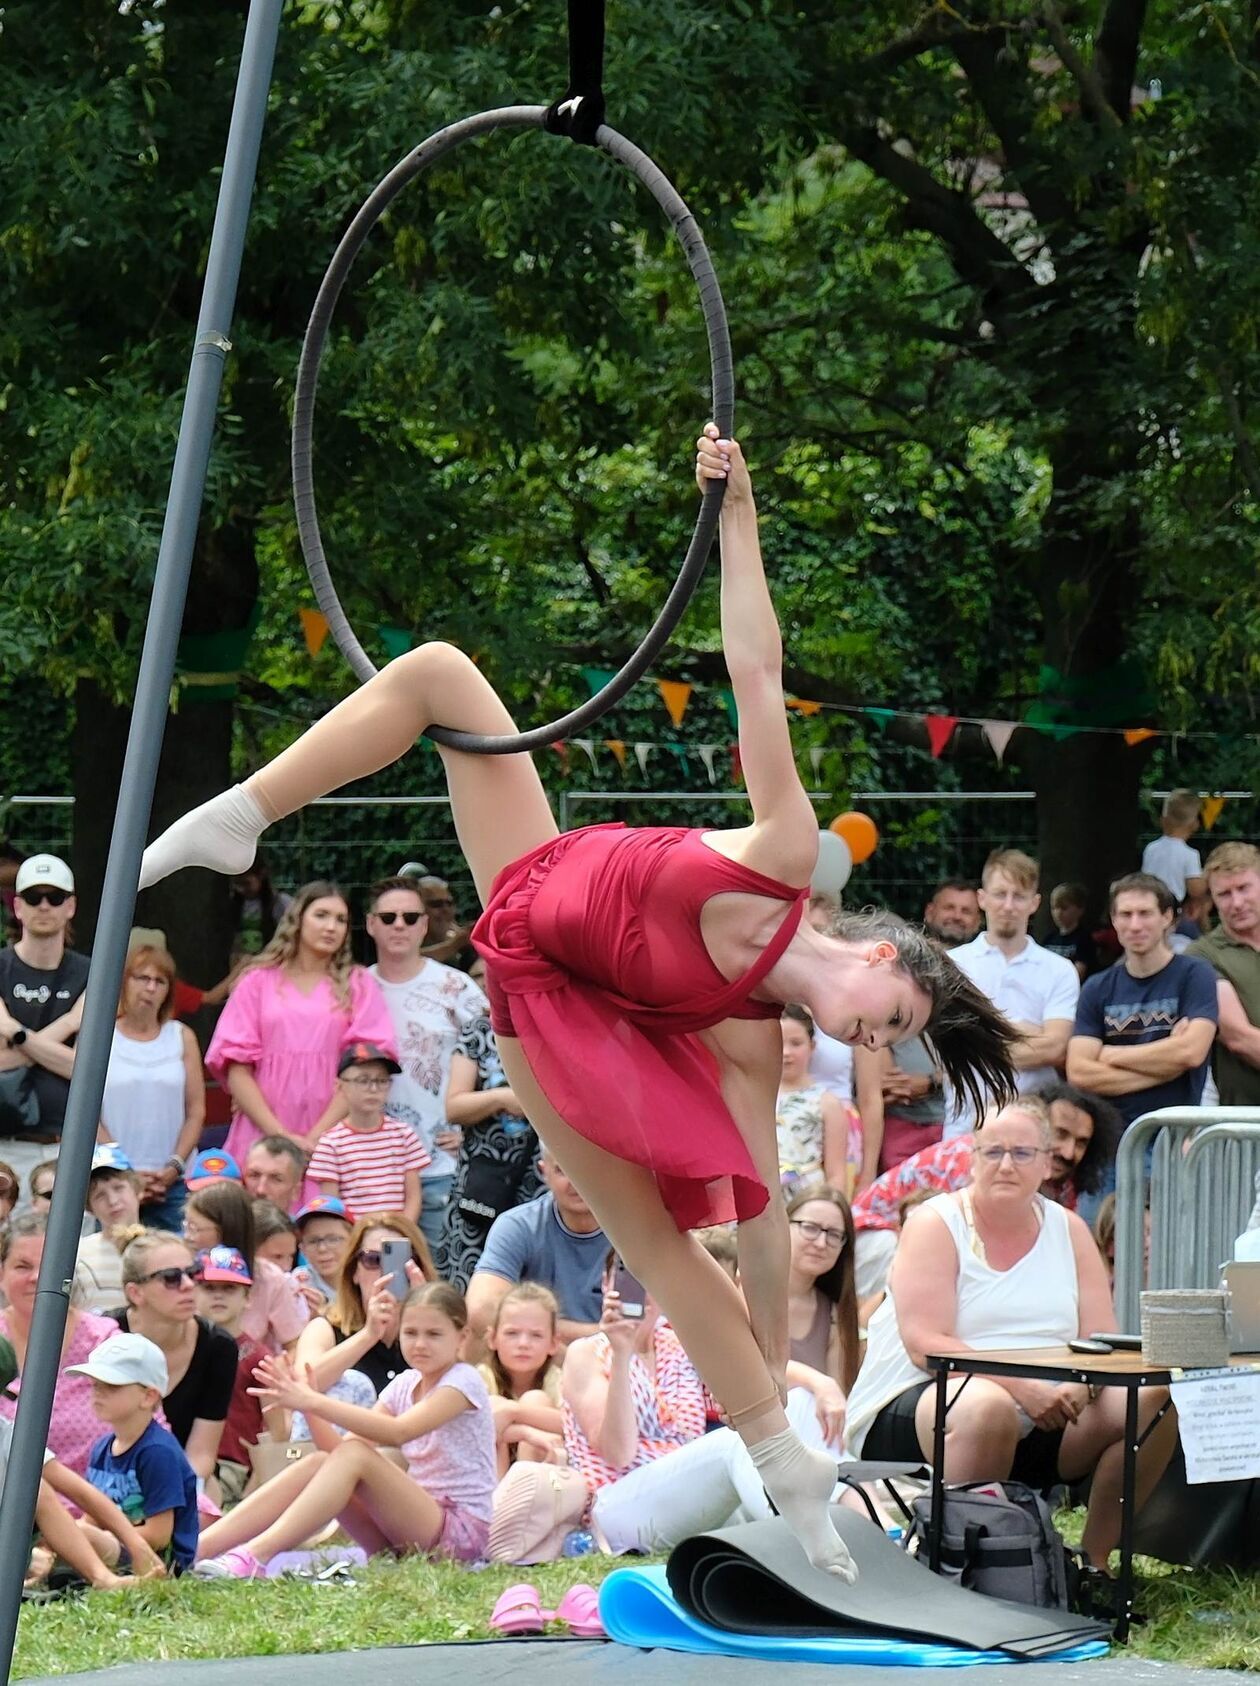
[
  {"xmin": 950, "ymin": 30, "xmax": 1077, "ymax": 231},
  {"xmin": 1043, "ymin": 1, "xmax": 1123, "ymax": 129},
  {"xmin": 1092, "ymin": 0, "xmax": 1148, "ymax": 118}
]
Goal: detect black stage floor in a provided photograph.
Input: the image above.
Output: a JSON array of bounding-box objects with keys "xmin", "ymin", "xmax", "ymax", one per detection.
[{"xmin": 17, "ymin": 1643, "xmax": 1258, "ymax": 1686}]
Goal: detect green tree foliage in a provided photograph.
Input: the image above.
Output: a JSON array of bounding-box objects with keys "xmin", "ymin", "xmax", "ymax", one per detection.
[{"xmin": 3, "ymin": 1, "xmax": 1260, "ymax": 944}]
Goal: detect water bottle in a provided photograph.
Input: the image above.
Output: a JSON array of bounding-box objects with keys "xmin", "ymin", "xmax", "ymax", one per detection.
[{"xmin": 561, "ymin": 1527, "xmax": 596, "ymax": 1557}]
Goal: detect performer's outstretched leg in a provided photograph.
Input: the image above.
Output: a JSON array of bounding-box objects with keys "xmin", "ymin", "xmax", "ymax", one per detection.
[
  {"xmin": 141, "ymin": 642, "xmax": 557, "ymax": 897},
  {"xmin": 495, "ymin": 1036, "xmax": 857, "ymax": 1583}
]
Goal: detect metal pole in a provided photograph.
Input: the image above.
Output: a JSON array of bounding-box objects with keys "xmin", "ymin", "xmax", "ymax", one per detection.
[{"xmin": 0, "ymin": 1, "xmax": 283, "ymax": 1673}]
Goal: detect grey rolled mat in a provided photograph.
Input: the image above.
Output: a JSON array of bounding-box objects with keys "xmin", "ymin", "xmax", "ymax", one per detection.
[{"xmin": 666, "ymin": 1509, "xmax": 1111, "ymax": 1659}]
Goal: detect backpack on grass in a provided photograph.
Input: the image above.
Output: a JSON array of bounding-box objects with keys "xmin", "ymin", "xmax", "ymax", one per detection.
[{"xmin": 904, "ymin": 1481, "xmax": 1070, "ymax": 1609}]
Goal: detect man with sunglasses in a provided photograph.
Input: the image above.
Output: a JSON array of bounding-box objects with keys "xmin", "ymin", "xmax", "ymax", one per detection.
[
  {"xmin": 366, "ymin": 876, "xmax": 488, "ymax": 1252},
  {"xmin": 0, "ymin": 855, "xmax": 90, "ymax": 1190}
]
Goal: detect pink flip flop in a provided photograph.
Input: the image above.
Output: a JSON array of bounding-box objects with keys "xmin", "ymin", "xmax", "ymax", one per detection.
[
  {"xmin": 489, "ymin": 1582, "xmax": 545, "ymax": 1636},
  {"xmin": 550, "ymin": 1582, "xmax": 606, "ymax": 1639}
]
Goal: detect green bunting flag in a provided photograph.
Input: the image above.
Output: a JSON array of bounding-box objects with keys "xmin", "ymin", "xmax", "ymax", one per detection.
[{"xmin": 379, "ymin": 626, "xmax": 413, "ymax": 660}]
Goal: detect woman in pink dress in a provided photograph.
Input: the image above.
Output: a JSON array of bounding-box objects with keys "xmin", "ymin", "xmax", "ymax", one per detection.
[
  {"xmin": 142, "ymin": 428, "xmax": 1016, "ymax": 1580},
  {"xmin": 206, "ymin": 881, "xmax": 395, "ymax": 1194}
]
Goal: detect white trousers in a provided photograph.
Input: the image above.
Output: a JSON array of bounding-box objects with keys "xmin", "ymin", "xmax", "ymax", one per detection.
[{"xmin": 591, "ymin": 1387, "xmax": 837, "ymax": 1556}]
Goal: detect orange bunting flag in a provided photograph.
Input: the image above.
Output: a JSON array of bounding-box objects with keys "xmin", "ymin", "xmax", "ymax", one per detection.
[
  {"xmin": 1123, "ymin": 728, "xmax": 1159, "ymax": 747},
  {"xmin": 786, "ymin": 697, "xmax": 823, "ymax": 717},
  {"xmin": 549, "ymin": 742, "xmax": 570, "ymax": 773},
  {"xmin": 604, "ymin": 739, "xmax": 628, "ymax": 770},
  {"xmin": 657, "ymin": 679, "xmax": 693, "ymax": 728},
  {"xmin": 1202, "ymin": 796, "xmax": 1226, "ymax": 831},
  {"xmin": 299, "ymin": 608, "xmax": 329, "ymax": 658},
  {"xmin": 925, "ymin": 714, "xmax": 958, "ymax": 758}
]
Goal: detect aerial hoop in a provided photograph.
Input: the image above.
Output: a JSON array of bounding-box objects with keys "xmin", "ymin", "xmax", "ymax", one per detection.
[{"xmin": 291, "ymin": 104, "xmax": 734, "ymax": 755}]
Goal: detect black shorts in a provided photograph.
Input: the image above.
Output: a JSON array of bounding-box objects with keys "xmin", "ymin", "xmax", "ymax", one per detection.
[{"xmin": 863, "ymin": 1381, "xmax": 1064, "ymax": 1491}]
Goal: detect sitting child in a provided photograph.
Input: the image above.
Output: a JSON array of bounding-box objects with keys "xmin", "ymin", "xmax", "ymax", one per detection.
[
  {"xmin": 306, "ymin": 1044, "xmax": 430, "ymax": 1225},
  {"xmin": 193, "ymin": 1282, "xmax": 495, "ymax": 1577},
  {"xmin": 192, "ymin": 1246, "xmax": 284, "ymax": 1507},
  {"xmin": 251, "ymin": 1201, "xmax": 299, "ymax": 1274},
  {"xmin": 73, "ymin": 1146, "xmax": 144, "ymax": 1313},
  {"xmin": 68, "ymin": 1332, "xmax": 199, "ymax": 1574},
  {"xmin": 0, "ymin": 1334, "xmax": 164, "ymax": 1592},
  {"xmin": 478, "ymin": 1283, "xmax": 564, "ymax": 1477}
]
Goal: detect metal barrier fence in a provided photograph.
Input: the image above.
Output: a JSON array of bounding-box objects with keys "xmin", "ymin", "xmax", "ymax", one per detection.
[{"xmin": 1114, "ymin": 1106, "xmax": 1260, "ymax": 1328}]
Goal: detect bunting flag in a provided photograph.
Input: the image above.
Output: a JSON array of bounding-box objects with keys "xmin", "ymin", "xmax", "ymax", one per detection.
[
  {"xmin": 866, "ymin": 708, "xmax": 895, "ymax": 733},
  {"xmin": 604, "ymin": 739, "xmax": 628, "ymax": 770},
  {"xmin": 809, "ymin": 746, "xmax": 826, "ymax": 782},
  {"xmin": 666, "ymin": 743, "xmax": 690, "ymax": 775},
  {"xmin": 786, "ymin": 697, "xmax": 823, "ymax": 717},
  {"xmin": 571, "ymin": 738, "xmax": 599, "ymax": 773},
  {"xmin": 925, "ymin": 714, "xmax": 958, "ymax": 758},
  {"xmin": 299, "ymin": 608, "xmax": 329, "ymax": 659},
  {"xmin": 582, "ymin": 666, "xmax": 617, "ymax": 697},
  {"xmin": 731, "ymin": 745, "xmax": 744, "ymax": 785},
  {"xmin": 717, "ymin": 686, "xmax": 739, "ymax": 731},
  {"xmin": 698, "ymin": 744, "xmax": 720, "ymax": 784},
  {"xmin": 634, "ymin": 742, "xmax": 654, "ymax": 775},
  {"xmin": 549, "ymin": 742, "xmax": 570, "ymax": 773},
  {"xmin": 1040, "ymin": 723, "xmax": 1083, "ymax": 742},
  {"xmin": 982, "ymin": 720, "xmax": 1018, "ymax": 766},
  {"xmin": 1203, "ymin": 796, "xmax": 1226, "ymax": 831},
  {"xmin": 657, "ymin": 680, "xmax": 693, "ymax": 727},
  {"xmin": 1124, "ymin": 727, "xmax": 1159, "ymax": 746},
  {"xmin": 378, "ymin": 625, "xmax": 413, "ymax": 660}
]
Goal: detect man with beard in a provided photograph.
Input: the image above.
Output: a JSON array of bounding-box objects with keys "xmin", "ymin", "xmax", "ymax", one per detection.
[
  {"xmin": 923, "ymin": 879, "xmax": 981, "ymax": 949},
  {"xmin": 851, "ymin": 1082, "xmax": 1120, "ymax": 1297}
]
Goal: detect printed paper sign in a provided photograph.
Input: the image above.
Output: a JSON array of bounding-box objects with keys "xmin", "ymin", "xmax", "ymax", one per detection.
[{"xmin": 1171, "ymin": 1368, "xmax": 1260, "ymax": 1484}]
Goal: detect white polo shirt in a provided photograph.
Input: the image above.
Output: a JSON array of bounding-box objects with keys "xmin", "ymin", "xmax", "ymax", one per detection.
[{"xmin": 941, "ymin": 932, "xmax": 1081, "ymax": 1135}]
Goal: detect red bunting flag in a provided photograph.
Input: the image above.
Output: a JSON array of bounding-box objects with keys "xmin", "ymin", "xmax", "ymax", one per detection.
[
  {"xmin": 549, "ymin": 742, "xmax": 570, "ymax": 773},
  {"xmin": 731, "ymin": 744, "xmax": 744, "ymax": 785},
  {"xmin": 925, "ymin": 714, "xmax": 958, "ymax": 758}
]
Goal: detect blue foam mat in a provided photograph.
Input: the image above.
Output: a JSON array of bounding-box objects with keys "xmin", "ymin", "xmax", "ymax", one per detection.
[{"xmin": 598, "ymin": 1565, "xmax": 1110, "ymax": 1667}]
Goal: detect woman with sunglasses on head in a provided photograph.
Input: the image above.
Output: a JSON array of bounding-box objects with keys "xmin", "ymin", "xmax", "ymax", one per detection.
[
  {"xmin": 292, "ymin": 1212, "xmax": 433, "ymax": 1408},
  {"xmin": 0, "ymin": 1213, "xmax": 122, "ymax": 1475},
  {"xmin": 108, "ymin": 1229, "xmax": 237, "ymax": 1480},
  {"xmin": 99, "ymin": 943, "xmax": 205, "ymax": 1233},
  {"xmin": 205, "ymin": 881, "xmax": 395, "ymax": 1202},
  {"xmin": 139, "ymin": 429, "xmax": 1018, "ymax": 1579},
  {"xmin": 843, "ymin": 1097, "xmax": 1177, "ymax": 1569}
]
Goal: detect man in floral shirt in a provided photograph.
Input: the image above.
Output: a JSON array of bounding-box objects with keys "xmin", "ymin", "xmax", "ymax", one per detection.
[{"xmin": 366, "ymin": 876, "xmax": 486, "ymax": 1251}]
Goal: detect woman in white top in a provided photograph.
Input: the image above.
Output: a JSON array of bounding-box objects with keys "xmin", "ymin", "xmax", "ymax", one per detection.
[
  {"xmin": 843, "ymin": 1096, "xmax": 1175, "ymax": 1569},
  {"xmin": 99, "ymin": 944, "xmax": 205, "ymax": 1233}
]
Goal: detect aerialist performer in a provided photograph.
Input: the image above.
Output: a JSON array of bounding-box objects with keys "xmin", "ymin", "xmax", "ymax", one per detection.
[{"xmin": 141, "ymin": 426, "xmax": 1017, "ymax": 1579}]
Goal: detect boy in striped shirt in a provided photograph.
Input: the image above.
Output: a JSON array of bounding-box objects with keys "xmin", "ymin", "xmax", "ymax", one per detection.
[{"xmin": 308, "ymin": 1043, "xmax": 430, "ymax": 1224}]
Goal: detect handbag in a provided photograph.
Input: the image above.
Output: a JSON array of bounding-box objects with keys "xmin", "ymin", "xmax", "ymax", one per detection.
[
  {"xmin": 246, "ymin": 1433, "xmax": 405, "ymax": 1491},
  {"xmin": 0, "ymin": 1067, "xmax": 38, "ymax": 1135},
  {"xmin": 456, "ymin": 1154, "xmax": 528, "ymax": 1225}
]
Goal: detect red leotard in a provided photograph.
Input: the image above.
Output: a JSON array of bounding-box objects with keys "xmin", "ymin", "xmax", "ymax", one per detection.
[{"xmin": 471, "ymin": 824, "xmax": 806, "ymax": 1230}]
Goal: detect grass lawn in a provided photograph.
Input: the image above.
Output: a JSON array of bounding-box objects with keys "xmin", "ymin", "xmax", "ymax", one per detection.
[{"xmin": 14, "ymin": 1537, "xmax": 1260, "ymax": 1678}]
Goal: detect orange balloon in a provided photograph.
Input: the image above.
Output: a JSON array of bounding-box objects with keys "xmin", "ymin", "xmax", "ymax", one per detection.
[{"xmin": 829, "ymin": 810, "xmax": 879, "ymax": 865}]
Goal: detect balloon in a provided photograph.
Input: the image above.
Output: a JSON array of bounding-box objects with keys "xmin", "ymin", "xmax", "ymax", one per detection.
[
  {"xmin": 830, "ymin": 810, "xmax": 879, "ymax": 865},
  {"xmin": 812, "ymin": 830, "xmax": 852, "ymax": 896}
]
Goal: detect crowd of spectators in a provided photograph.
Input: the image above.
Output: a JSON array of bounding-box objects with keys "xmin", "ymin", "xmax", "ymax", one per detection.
[{"xmin": 0, "ymin": 787, "xmax": 1256, "ymax": 1590}]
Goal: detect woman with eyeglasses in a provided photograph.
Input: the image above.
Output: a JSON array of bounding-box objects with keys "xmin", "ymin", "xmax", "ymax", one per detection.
[
  {"xmin": 205, "ymin": 881, "xmax": 395, "ymax": 1201},
  {"xmin": 0, "ymin": 1213, "xmax": 122, "ymax": 1475},
  {"xmin": 99, "ymin": 943, "xmax": 206, "ymax": 1233},
  {"xmin": 843, "ymin": 1097, "xmax": 1176, "ymax": 1569},
  {"xmin": 292, "ymin": 1212, "xmax": 433, "ymax": 1404},
  {"xmin": 106, "ymin": 1229, "xmax": 237, "ymax": 1480},
  {"xmin": 784, "ymin": 1183, "xmax": 860, "ymax": 1440}
]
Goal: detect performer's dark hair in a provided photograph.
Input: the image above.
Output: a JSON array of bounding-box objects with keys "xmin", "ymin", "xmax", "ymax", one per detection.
[{"xmin": 832, "ymin": 910, "xmax": 1019, "ymax": 1124}]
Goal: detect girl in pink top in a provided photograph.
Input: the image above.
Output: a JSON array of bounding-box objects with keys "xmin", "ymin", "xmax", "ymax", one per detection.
[
  {"xmin": 192, "ymin": 1282, "xmax": 495, "ymax": 1577},
  {"xmin": 206, "ymin": 881, "xmax": 395, "ymax": 1196},
  {"xmin": 0, "ymin": 1215, "xmax": 124, "ymax": 1476}
]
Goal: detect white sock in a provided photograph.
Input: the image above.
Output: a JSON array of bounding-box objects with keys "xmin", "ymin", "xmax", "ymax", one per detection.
[
  {"xmin": 748, "ymin": 1428, "xmax": 858, "ymax": 1583},
  {"xmin": 139, "ymin": 785, "xmax": 269, "ymax": 890}
]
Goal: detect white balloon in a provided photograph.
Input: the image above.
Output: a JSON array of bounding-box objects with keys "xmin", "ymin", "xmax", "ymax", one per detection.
[{"xmin": 812, "ymin": 829, "xmax": 852, "ymax": 896}]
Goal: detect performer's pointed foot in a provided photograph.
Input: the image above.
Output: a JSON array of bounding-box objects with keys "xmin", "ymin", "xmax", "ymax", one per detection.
[
  {"xmin": 139, "ymin": 785, "xmax": 268, "ymax": 890},
  {"xmin": 749, "ymin": 1430, "xmax": 858, "ymax": 1582}
]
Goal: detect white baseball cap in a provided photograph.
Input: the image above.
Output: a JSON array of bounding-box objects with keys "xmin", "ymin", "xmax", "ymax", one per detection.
[
  {"xmin": 15, "ymin": 854, "xmax": 74, "ymax": 896},
  {"xmin": 65, "ymin": 1333, "xmax": 168, "ymax": 1393}
]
